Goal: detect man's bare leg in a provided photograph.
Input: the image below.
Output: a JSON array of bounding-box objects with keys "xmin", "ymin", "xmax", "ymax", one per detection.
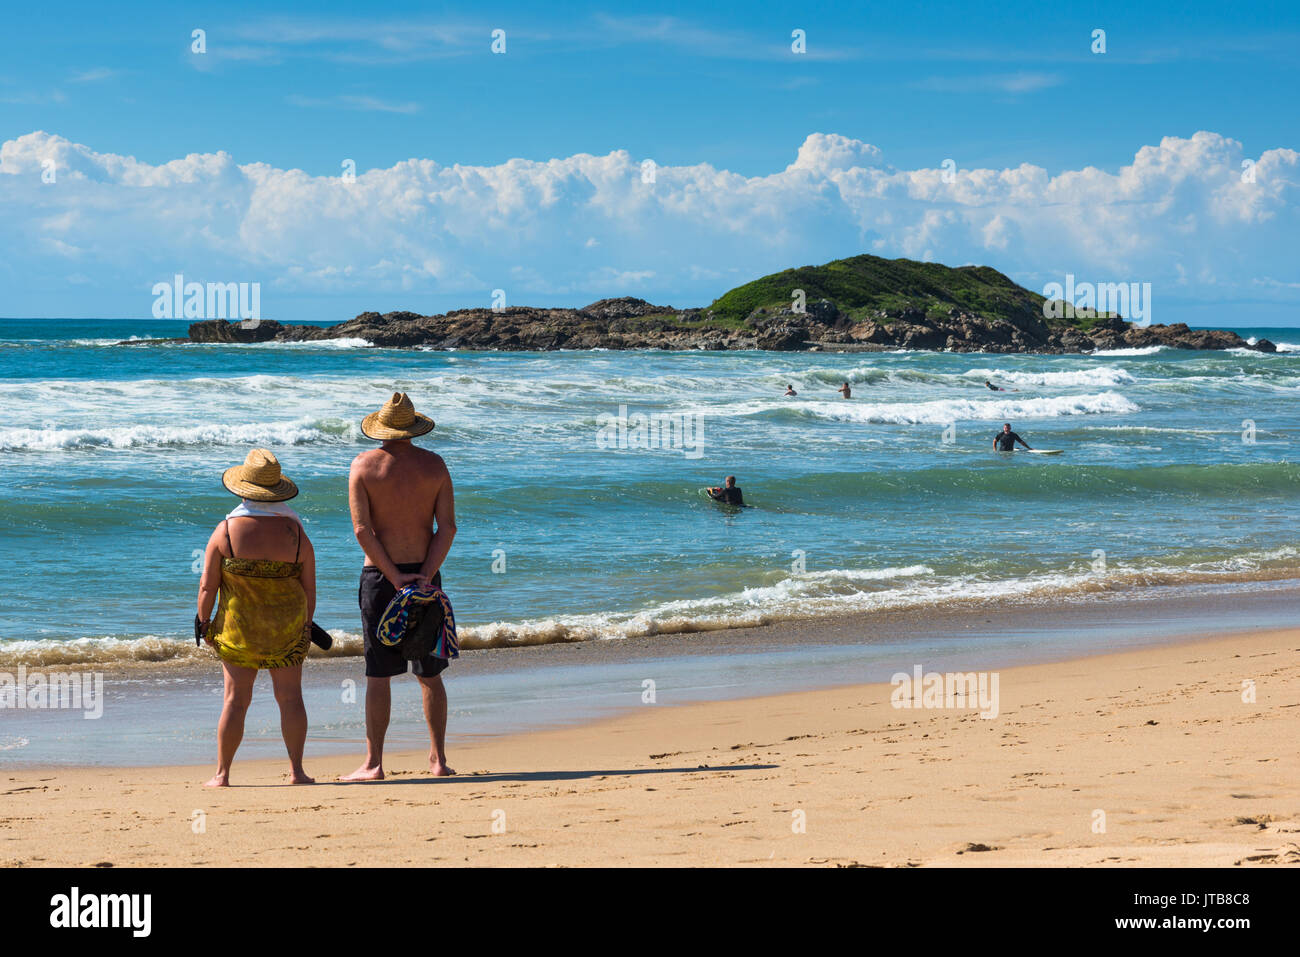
[
  {"xmin": 341, "ymin": 676, "xmax": 391, "ymax": 781},
  {"xmin": 205, "ymin": 662, "xmax": 256, "ymax": 787},
  {"xmin": 418, "ymin": 673, "xmax": 455, "ymax": 776},
  {"xmin": 270, "ymin": 663, "xmax": 314, "ymax": 784}
]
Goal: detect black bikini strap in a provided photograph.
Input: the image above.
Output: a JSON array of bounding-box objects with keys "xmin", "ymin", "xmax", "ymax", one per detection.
[
  {"xmin": 294, "ymin": 522, "xmax": 301, "ymax": 562},
  {"xmin": 224, "ymin": 519, "xmax": 236, "ymax": 559}
]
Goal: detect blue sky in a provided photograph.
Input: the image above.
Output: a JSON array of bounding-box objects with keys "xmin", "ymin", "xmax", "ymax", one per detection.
[{"xmin": 2, "ymin": 0, "xmax": 1298, "ymax": 324}]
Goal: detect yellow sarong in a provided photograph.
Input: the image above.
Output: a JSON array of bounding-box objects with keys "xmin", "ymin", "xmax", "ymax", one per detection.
[{"xmin": 209, "ymin": 557, "xmax": 309, "ymax": 669}]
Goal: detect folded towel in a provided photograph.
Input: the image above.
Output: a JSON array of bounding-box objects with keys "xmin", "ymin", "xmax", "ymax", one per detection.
[
  {"xmin": 226, "ymin": 499, "xmax": 303, "ymax": 526},
  {"xmin": 377, "ymin": 584, "xmax": 459, "ymax": 660}
]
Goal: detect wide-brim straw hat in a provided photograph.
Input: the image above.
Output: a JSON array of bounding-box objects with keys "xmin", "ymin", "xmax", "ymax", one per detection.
[
  {"xmin": 362, "ymin": 391, "xmax": 435, "ymax": 440},
  {"xmin": 222, "ymin": 448, "xmax": 299, "ymax": 502}
]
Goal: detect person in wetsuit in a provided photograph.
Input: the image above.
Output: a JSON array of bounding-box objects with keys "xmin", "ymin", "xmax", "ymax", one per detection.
[
  {"xmin": 993, "ymin": 423, "xmax": 1032, "ymax": 452},
  {"xmin": 708, "ymin": 475, "xmax": 745, "ymax": 505},
  {"xmin": 784, "ymin": 384, "xmax": 797, "ymax": 396},
  {"xmin": 985, "ymin": 380, "xmax": 1005, "ymax": 392}
]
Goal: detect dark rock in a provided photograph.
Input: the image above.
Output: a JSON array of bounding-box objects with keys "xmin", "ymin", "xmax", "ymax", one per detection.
[
  {"xmin": 755, "ymin": 325, "xmax": 808, "ymax": 351},
  {"xmin": 579, "ymin": 297, "xmax": 670, "ymax": 321},
  {"xmin": 805, "ymin": 299, "xmax": 840, "ymax": 324},
  {"xmin": 183, "ymin": 299, "xmax": 1269, "ymax": 356},
  {"xmin": 187, "ymin": 319, "xmax": 283, "ymax": 343}
]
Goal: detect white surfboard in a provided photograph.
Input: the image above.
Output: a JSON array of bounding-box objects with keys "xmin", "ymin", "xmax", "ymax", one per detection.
[{"xmin": 1026, "ymin": 449, "xmax": 1063, "ymax": 455}]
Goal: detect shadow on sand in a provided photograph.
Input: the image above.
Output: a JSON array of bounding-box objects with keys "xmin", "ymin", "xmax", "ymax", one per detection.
[
  {"xmin": 366, "ymin": 764, "xmax": 779, "ymax": 785},
  {"xmin": 222, "ymin": 763, "xmax": 780, "ymax": 787}
]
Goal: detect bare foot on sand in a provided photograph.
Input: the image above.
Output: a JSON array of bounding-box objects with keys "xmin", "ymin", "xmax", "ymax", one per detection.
[
  {"xmin": 429, "ymin": 759, "xmax": 456, "ymax": 777},
  {"xmin": 288, "ymin": 770, "xmax": 315, "ymax": 785},
  {"xmin": 204, "ymin": 773, "xmax": 229, "ymax": 788},
  {"xmin": 340, "ymin": 764, "xmax": 384, "ymax": 782}
]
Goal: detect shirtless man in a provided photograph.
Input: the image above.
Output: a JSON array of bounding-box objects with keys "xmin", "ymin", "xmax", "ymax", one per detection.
[
  {"xmin": 837, "ymin": 381, "xmax": 852, "ymax": 399},
  {"xmin": 341, "ymin": 393, "xmax": 457, "ymax": 781}
]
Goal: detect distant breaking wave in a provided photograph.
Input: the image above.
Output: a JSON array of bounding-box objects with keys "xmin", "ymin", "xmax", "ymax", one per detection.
[
  {"xmin": 0, "ymin": 416, "xmax": 362, "ymax": 451},
  {"xmin": 1091, "ymin": 345, "xmax": 1166, "ymax": 356},
  {"xmin": 0, "ymin": 336, "xmax": 165, "ymax": 348},
  {"xmin": 784, "ymin": 390, "xmax": 1139, "ymax": 425},
  {"xmin": 784, "ymin": 365, "xmax": 1137, "ymax": 389},
  {"xmin": 963, "ymin": 367, "xmax": 1137, "ymax": 387},
  {"xmin": 190, "ymin": 337, "xmax": 374, "ymax": 350}
]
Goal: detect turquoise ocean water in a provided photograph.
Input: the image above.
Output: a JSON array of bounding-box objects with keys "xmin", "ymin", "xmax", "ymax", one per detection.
[
  {"xmin": 3, "ymin": 318, "xmax": 1300, "ymax": 660},
  {"xmin": 1, "ymin": 318, "xmax": 1299, "ymax": 762}
]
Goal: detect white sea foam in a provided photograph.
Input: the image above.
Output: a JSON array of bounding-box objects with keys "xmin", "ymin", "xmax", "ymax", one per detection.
[
  {"xmin": 454, "ymin": 552, "xmax": 1300, "ymax": 647},
  {"xmin": 66, "ymin": 336, "xmax": 165, "ymax": 346},
  {"xmin": 4, "ymin": 551, "xmax": 1299, "ymax": 665},
  {"xmin": 0, "ymin": 417, "xmax": 360, "ymax": 451},
  {"xmin": 790, "ymin": 390, "xmax": 1139, "ymax": 425},
  {"xmin": 1090, "ymin": 345, "xmax": 1165, "ymax": 356},
  {"xmin": 965, "ymin": 367, "xmax": 1136, "ymax": 387},
  {"xmin": 0, "ymin": 631, "xmax": 364, "ymax": 667},
  {"xmin": 1242, "ymin": 338, "xmax": 1300, "ymax": 353},
  {"xmin": 247, "ymin": 337, "xmax": 373, "ymax": 349}
]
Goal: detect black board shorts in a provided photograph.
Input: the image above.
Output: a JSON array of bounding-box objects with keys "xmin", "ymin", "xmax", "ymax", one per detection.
[{"xmin": 359, "ymin": 563, "xmax": 449, "ymax": 678}]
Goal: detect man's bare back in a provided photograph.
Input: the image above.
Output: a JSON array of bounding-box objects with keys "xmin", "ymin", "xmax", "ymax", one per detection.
[{"xmin": 349, "ymin": 440, "xmax": 456, "ymax": 587}]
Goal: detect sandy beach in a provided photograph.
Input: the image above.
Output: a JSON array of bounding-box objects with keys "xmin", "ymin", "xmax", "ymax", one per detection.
[{"xmin": 3, "ymin": 626, "xmax": 1297, "ymax": 868}]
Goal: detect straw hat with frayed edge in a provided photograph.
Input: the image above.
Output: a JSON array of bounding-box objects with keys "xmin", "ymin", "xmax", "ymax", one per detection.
[
  {"xmin": 222, "ymin": 449, "xmax": 299, "ymax": 502},
  {"xmin": 361, "ymin": 392, "xmax": 435, "ymax": 441}
]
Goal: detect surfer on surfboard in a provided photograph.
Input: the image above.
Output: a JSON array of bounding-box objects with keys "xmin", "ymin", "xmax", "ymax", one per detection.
[
  {"xmin": 993, "ymin": 423, "xmax": 1033, "ymax": 452},
  {"xmin": 707, "ymin": 476, "xmax": 745, "ymax": 506},
  {"xmin": 985, "ymin": 379, "xmax": 1016, "ymax": 392}
]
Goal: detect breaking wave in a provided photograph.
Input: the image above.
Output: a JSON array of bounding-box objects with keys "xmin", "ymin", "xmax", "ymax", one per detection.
[
  {"xmin": 0, "ymin": 417, "xmax": 361, "ymax": 451},
  {"xmin": 5, "ymin": 551, "xmax": 1298, "ymax": 666}
]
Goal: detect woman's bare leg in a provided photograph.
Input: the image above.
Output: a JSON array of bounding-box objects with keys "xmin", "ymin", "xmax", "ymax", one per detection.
[
  {"xmin": 270, "ymin": 663, "xmax": 313, "ymax": 784},
  {"xmin": 206, "ymin": 661, "xmax": 257, "ymax": 787}
]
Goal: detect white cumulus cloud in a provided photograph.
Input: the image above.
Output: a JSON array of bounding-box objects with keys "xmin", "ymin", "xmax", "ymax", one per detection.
[{"xmin": 0, "ymin": 129, "xmax": 1296, "ymax": 318}]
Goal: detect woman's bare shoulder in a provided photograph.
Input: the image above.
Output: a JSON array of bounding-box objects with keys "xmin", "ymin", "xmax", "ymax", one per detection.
[{"xmin": 208, "ymin": 519, "xmax": 231, "ymax": 554}]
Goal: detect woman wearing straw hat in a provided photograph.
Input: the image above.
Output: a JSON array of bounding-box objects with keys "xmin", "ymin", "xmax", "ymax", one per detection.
[{"xmin": 196, "ymin": 449, "xmax": 317, "ymax": 787}]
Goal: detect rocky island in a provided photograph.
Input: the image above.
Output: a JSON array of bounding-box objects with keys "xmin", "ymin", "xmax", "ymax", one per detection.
[{"xmin": 187, "ymin": 255, "xmax": 1275, "ymax": 354}]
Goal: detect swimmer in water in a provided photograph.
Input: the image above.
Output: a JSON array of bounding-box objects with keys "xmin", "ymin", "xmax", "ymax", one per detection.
[{"xmin": 706, "ymin": 476, "xmax": 745, "ymax": 506}]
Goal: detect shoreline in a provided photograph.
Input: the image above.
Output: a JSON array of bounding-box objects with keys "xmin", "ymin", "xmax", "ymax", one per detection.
[
  {"xmin": 4, "ymin": 583, "xmax": 1300, "ymax": 770},
  {"xmin": 2, "ymin": 625, "xmax": 1296, "ymax": 866},
  {"xmin": 8, "ymin": 571, "xmax": 1300, "ymax": 671}
]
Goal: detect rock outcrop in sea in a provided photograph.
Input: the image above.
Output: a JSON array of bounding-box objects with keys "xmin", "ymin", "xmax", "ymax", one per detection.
[
  {"xmin": 188, "ymin": 300, "xmax": 1273, "ymax": 354},
  {"xmin": 186, "ymin": 254, "xmax": 1276, "ymax": 354}
]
